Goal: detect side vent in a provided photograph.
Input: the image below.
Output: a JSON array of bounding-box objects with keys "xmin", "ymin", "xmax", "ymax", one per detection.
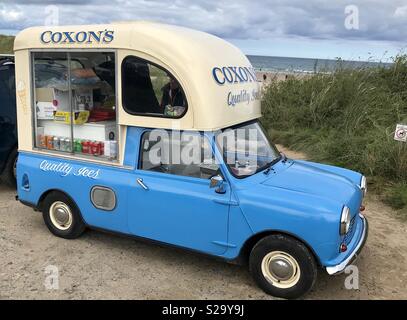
[{"xmin": 90, "ymin": 186, "xmax": 116, "ymax": 211}]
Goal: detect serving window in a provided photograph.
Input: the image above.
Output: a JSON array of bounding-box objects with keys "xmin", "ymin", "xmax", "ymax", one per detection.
[
  {"xmin": 122, "ymin": 56, "xmax": 187, "ymax": 118},
  {"xmin": 32, "ymin": 51, "xmax": 118, "ymax": 160}
]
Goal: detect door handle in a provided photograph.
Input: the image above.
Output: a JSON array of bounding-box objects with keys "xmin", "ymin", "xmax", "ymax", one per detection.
[{"xmin": 137, "ymin": 178, "xmax": 149, "ymax": 191}]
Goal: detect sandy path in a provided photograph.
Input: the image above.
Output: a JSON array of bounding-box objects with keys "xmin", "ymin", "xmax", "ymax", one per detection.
[{"xmin": 0, "ymin": 146, "xmax": 406, "ymax": 299}]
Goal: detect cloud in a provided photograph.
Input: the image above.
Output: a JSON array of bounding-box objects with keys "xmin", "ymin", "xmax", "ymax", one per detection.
[
  {"xmin": 394, "ymin": 5, "xmax": 407, "ymax": 18},
  {"xmin": 0, "ymin": 0, "xmax": 406, "ymax": 44},
  {"xmin": 0, "ymin": 7, "xmax": 24, "ymax": 22}
]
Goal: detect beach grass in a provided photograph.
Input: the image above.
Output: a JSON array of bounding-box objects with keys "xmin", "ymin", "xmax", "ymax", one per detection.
[
  {"xmin": 0, "ymin": 35, "xmax": 14, "ymax": 54},
  {"xmin": 261, "ymin": 56, "xmax": 407, "ymax": 217}
]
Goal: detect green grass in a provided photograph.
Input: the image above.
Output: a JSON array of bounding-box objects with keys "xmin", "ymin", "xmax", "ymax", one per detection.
[
  {"xmin": 261, "ymin": 56, "xmax": 407, "ymax": 217},
  {"xmin": 0, "ymin": 35, "xmax": 14, "ymax": 54}
]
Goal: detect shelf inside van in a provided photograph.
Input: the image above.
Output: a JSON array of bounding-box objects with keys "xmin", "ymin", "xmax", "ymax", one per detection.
[{"xmin": 38, "ymin": 119, "xmax": 116, "ymax": 142}]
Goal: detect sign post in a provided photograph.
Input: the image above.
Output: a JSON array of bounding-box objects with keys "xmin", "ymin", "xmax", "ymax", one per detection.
[{"xmin": 394, "ymin": 124, "xmax": 407, "ymax": 142}]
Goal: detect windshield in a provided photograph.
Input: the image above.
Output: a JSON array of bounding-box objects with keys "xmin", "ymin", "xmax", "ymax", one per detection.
[{"xmin": 216, "ymin": 121, "xmax": 281, "ymax": 178}]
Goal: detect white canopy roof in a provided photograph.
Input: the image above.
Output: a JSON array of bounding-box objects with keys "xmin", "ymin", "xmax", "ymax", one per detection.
[{"xmin": 14, "ymin": 21, "xmax": 261, "ymax": 131}]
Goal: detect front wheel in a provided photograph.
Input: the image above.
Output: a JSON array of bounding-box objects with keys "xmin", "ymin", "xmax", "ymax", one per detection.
[
  {"xmin": 42, "ymin": 191, "xmax": 86, "ymax": 239},
  {"xmin": 249, "ymin": 234, "xmax": 317, "ymax": 299}
]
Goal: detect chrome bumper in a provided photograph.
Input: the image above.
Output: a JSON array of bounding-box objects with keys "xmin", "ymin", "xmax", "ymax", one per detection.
[{"xmin": 326, "ymin": 214, "xmax": 368, "ymax": 275}]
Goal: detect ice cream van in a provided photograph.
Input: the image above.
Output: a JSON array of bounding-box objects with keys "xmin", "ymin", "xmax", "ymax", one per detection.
[{"xmin": 14, "ymin": 22, "xmax": 368, "ymax": 299}]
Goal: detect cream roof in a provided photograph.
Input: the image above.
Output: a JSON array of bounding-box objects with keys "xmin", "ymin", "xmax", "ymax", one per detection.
[{"xmin": 14, "ymin": 21, "xmax": 261, "ymax": 131}]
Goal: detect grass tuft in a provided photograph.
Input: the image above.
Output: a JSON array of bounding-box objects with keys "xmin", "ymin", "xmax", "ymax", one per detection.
[
  {"xmin": 0, "ymin": 35, "xmax": 14, "ymax": 54},
  {"xmin": 261, "ymin": 56, "xmax": 407, "ymax": 217}
]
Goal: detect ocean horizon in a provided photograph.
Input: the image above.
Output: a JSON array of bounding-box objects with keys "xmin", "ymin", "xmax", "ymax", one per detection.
[{"xmin": 247, "ymin": 55, "xmax": 393, "ymax": 73}]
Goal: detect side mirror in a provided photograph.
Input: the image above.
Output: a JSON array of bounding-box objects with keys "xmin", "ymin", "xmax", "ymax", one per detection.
[{"xmin": 210, "ymin": 175, "xmax": 226, "ymax": 194}]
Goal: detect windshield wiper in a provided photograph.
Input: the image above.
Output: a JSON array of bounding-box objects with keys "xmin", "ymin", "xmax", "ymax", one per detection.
[
  {"xmin": 262, "ymin": 155, "xmax": 282, "ymax": 175},
  {"xmin": 263, "ymin": 165, "xmax": 274, "ymax": 175}
]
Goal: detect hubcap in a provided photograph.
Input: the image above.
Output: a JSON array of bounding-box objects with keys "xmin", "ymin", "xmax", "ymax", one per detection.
[
  {"xmin": 261, "ymin": 251, "xmax": 301, "ymax": 289},
  {"xmin": 49, "ymin": 201, "xmax": 73, "ymax": 231}
]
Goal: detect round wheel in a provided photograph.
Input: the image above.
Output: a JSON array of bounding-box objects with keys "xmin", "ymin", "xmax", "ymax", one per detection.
[
  {"xmin": 249, "ymin": 234, "xmax": 317, "ymax": 299},
  {"xmin": 1, "ymin": 148, "xmax": 17, "ymax": 188},
  {"xmin": 42, "ymin": 191, "xmax": 86, "ymax": 239}
]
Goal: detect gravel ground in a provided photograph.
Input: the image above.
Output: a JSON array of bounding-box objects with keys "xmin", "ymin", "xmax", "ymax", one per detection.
[{"xmin": 0, "ymin": 146, "xmax": 406, "ymax": 299}]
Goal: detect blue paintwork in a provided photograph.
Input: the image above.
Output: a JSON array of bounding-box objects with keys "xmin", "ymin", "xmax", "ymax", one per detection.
[
  {"xmin": 17, "ymin": 125, "xmax": 365, "ymax": 268},
  {"xmin": 221, "ymin": 158, "xmax": 364, "ymax": 264}
]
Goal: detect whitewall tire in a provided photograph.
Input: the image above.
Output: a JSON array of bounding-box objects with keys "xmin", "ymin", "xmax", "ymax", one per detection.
[
  {"xmin": 42, "ymin": 191, "xmax": 86, "ymax": 239},
  {"xmin": 249, "ymin": 234, "xmax": 317, "ymax": 299}
]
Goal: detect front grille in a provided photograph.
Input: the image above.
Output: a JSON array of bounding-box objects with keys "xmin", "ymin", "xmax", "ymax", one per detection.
[{"xmin": 344, "ymin": 216, "xmax": 357, "ymax": 245}]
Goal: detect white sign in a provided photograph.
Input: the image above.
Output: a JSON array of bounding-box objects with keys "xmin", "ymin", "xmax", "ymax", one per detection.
[
  {"xmin": 39, "ymin": 160, "xmax": 100, "ymax": 179},
  {"xmin": 394, "ymin": 124, "xmax": 407, "ymax": 142},
  {"xmin": 36, "ymin": 101, "xmax": 56, "ymax": 120}
]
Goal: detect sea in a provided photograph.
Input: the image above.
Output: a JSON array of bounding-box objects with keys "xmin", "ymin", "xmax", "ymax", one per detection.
[{"xmin": 247, "ymin": 55, "xmax": 392, "ymax": 73}]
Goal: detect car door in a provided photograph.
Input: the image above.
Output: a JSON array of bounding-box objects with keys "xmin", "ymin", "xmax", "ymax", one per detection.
[{"xmin": 127, "ymin": 130, "xmax": 231, "ymax": 256}]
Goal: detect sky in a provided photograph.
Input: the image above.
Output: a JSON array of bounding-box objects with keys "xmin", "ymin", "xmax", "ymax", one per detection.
[{"xmin": 0, "ymin": 0, "xmax": 406, "ymax": 61}]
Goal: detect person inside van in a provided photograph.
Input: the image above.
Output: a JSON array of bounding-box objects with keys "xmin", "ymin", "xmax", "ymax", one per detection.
[
  {"xmin": 161, "ymin": 77, "xmax": 186, "ymax": 117},
  {"xmin": 122, "ymin": 59, "xmax": 162, "ymax": 115}
]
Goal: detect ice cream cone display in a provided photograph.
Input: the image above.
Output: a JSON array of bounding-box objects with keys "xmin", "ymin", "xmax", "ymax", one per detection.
[{"xmin": 16, "ymin": 80, "xmax": 28, "ymax": 116}]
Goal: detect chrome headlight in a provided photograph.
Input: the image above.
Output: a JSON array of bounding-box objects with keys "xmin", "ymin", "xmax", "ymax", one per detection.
[
  {"xmin": 360, "ymin": 176, "xmax": 367, "ymax": 197},
  {"xmin": 340, "ymin": 206, "xmax": 351, "ymax": 235}
]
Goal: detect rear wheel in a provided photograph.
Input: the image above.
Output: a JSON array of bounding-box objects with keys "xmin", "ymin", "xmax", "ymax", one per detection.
[
  {"xmin": 1, "ymin": 148, "xmax": 17, "ymax": 188},
  {"xmin": 249, "ymin": 234, "xmax": 317, "ymax": 299},
  {"xmin": 42, "ymin": 191, "xmax": 86, "ymax": 239}
]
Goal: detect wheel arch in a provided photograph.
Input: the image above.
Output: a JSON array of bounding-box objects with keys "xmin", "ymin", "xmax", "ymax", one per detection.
[
  {"xmin": 236, "ymin": 230, "xmax": 322, "ymax": 267},
  {"xmin": 37, "ymin": 189, "xmax": 85, "ymax": 224}
]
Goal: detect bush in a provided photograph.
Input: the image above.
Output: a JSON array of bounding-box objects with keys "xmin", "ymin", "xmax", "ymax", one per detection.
[
  {"xmin": 384, "ymin": 183, "xmax": 407, "ymax": 211},
  {"xmin": 261, "ymin": 56, "xmax": 407, "ymax": 216},
  {"xmin": 0, "ymin": 35, "xmax": 14, "ymax": 54}
]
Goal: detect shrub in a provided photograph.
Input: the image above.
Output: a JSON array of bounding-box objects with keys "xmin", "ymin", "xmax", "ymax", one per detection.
[
  {"xmin": 261, "ymin": 56, "xmax": 407, "ymax": 216},
  {"xmin": 0, "ymin": 35, "xmax": 14, "ymax": 54}
]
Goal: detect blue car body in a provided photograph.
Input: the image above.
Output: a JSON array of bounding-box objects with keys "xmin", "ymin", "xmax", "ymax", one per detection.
[{"xmin": 17, "ymin": 126, "xmax": 367, "ymax": 271}]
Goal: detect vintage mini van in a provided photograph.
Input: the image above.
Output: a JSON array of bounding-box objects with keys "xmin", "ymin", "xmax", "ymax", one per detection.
[{"xmin": 14, "ymin": 22, "xmax": 368, "ymax": 299}]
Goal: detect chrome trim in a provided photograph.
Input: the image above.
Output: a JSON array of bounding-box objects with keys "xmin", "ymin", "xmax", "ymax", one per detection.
[
  {"xmin": 30, "ymin": 52, "xmax": 37, "ymax": 150},
  {"xmin": 340, "ymin": 206, "xmax": 350, "ymax": 235},
  {"xmin": 210, "ymin": 175, "xmax": 226, "ymax": 194},
  {"xmin": 49, "ymin": 201, "xmax": 73, "ymax": 231},
  {"xmin": 91, "ymin": 186, "xmax": 117, "ymax": 211},
  {"xmin": 261, "ymin": 251, "xmax": 301, "ymax": 289},
  {"xmin": 18, "ymin": 150, "xmax": 126, "ymax": 169},
  {"xmin": 326, "ymin": 214, "xmax": 368, "ymax": 275},
  {"xmin": 137, "ymin": 178, "xmax": 149, "ymax": 190},
  {"xmin": 68, "ymin": 52, "xmax": 74, "ymax": 154},
  {"xmin": 360, "ymin": 175, "xmax": 367, "ymax": 197}
]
